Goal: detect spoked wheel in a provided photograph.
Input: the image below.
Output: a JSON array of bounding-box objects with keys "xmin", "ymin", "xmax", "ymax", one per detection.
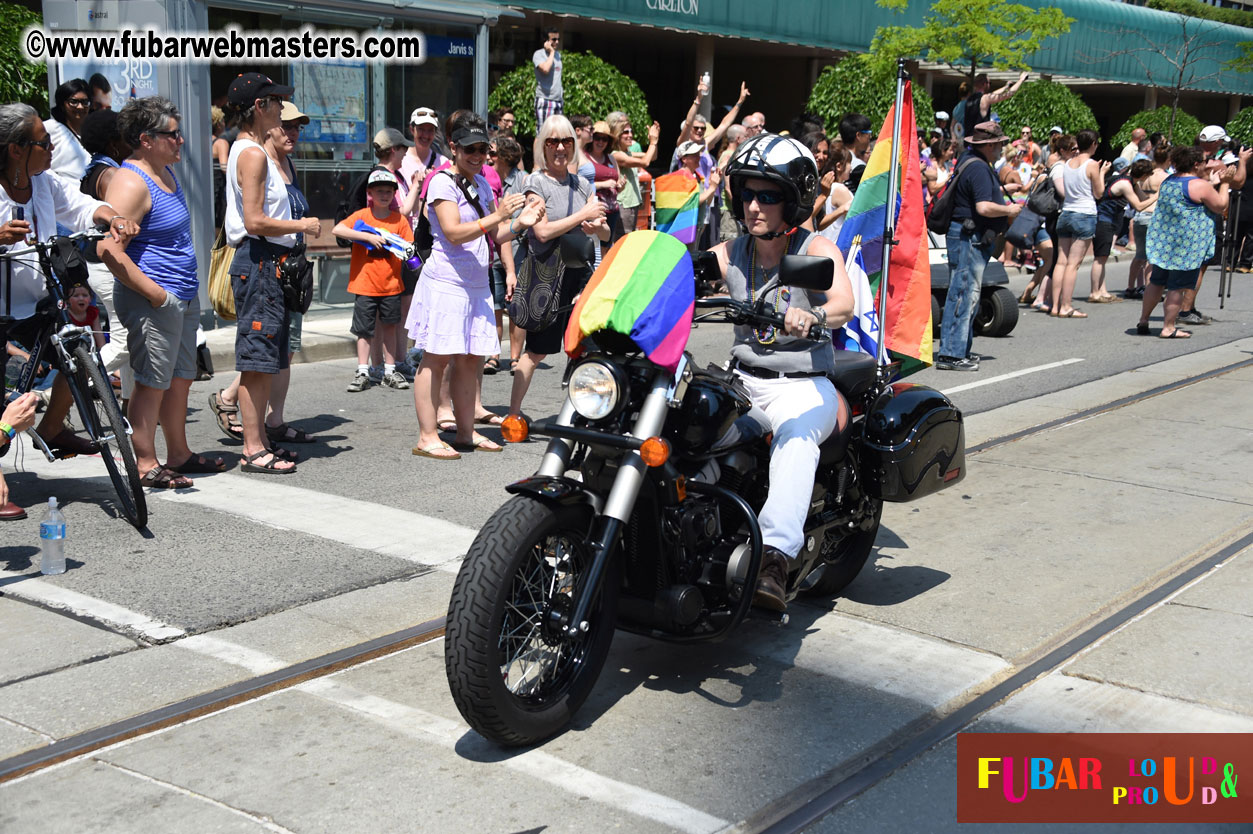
[
  {"xmin": 445, "ymin": 496, "xmax": 618, "ymax": 746},
  {"xmin": 70, "ymin": 344, "xmax": 147, "ymax": 528},
  {"xmin": 800, "ymin": 500, "xmax": 882, "ymax": 598}
]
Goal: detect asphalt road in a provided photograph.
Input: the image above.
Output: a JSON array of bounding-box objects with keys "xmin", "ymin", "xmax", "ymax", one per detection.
[{"xmin": 1, "ymin": 257, "xmax": 1252, "ymax": 832}]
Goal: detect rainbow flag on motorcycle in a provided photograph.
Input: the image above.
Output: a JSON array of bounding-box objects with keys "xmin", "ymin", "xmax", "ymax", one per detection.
[
  {"xmin": 652, "ymin": 171, "xmax": 700, "ymax": 244},
  {"xmin": 564, "ymin": 230, "xmax": 695, "ymax": 373},
  {"xmin": 835, "ymin": 80, "xmax": 932, "ymax": 374}
]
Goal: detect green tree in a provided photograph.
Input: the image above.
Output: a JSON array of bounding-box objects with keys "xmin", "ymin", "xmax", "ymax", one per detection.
[
  {"xmin": 1226, "ymin": 106, "xmax": 1253, "ymax": 145},
  {"xmin": 488, "ymin": 51, "xmax": 650, "ymax": 140},
  {"xmin": 990, "ymin": 79, "xmax": 1098, "ymax": 136},
  {"xmin": 806, "ymin": 54, "xmax": 935, "ymax": 136},
  {"xmin": 0, "ymin": 4, "xmax": 46, "ymax": 112},
  {"xmin": 871, "ymin": 0, "xmax": 1073, "ymax": 89},
  {"xmin": 1112, "ymin": 106, "xmax": 1203, "ymax": 148}
]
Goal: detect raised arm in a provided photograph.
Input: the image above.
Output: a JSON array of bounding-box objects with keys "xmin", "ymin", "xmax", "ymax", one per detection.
[
  {"xmin": 676, "ymin": 78, "xmax": 708, "ymax": 146},
  {"xmin": 705, "ymin": 82, "xmax": 749, "ymax": 149}
]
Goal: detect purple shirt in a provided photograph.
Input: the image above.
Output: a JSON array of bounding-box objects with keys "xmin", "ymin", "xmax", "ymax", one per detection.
[{"xmin": 423, "ymin": 171, "xmax": 494, "ymax": 289}]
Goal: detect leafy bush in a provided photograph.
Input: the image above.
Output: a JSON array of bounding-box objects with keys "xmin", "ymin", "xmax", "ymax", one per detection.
[
  {"xmin": 488, "ymin": 51, "xmax": 650, "ymax": 139},
  {"xmin": 1112, "ymin": 106, "xmax": 1203, "ymax": 147},
  {"xmin": 1148, "ymin": 0, "xmax": 1253, "ymax": 31},
  {"xmin": 806, "ymin": 54, "xmax": 935, "ymax": 136},
  {"xmin": 1225, "ymin": 107, "xmax": 1253, "ymax": 146},
  {"xmin": 0, "ymin": 4, "xmax": 46, "ymax": 112},
  {"xmin": 989, "ymin": 79, "xmax": 1097, "ymax": 136}
]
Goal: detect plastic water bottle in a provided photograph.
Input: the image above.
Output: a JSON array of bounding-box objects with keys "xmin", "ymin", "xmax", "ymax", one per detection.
[{"xmin": 39, "ymin": 497, "xmax": 66, "ymax": 576}]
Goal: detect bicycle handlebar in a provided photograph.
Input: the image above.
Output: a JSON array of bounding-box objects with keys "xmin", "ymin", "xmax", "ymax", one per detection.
[{"xmin": 0, "ymin": 227, "xmax": 110, "ymax": 261}]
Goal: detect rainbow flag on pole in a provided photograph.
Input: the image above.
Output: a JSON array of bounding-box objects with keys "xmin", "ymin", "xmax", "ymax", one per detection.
[
  {"xmin": 836, "ymin": 80, "xmax": 932, "ymax": 373},
  {"xmin": 564, "ymin": 230, "xmax": 695, "ymax": 372},
  {"xmin": 652, "ymin": 171, "xmax": 701, "ymax": 244}
]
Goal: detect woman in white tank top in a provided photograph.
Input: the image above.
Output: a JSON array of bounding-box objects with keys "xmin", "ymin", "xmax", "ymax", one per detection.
[
  {"xmin": 1049, "ymin": 130, "xmax": 1109, "ymax": 318},
  {"xmin": 219, "ymin": 73, "xmax": 320, "ymax": 476}
]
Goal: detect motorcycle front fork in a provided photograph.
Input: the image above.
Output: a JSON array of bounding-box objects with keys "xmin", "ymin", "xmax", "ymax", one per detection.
[{"xmin": 544, "ymin": 374, "xmax": 674, "ymax": 639}]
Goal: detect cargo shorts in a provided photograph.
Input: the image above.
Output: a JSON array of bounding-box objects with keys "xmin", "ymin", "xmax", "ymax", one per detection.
[{"xmin": 230, "ymin": 238, "xmax": 291, "ymax": 374}]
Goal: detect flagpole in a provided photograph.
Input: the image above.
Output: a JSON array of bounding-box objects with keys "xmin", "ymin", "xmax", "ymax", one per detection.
[{"xmin": 876, "ymin": 58, "xmax": 908, "ymax": 369}]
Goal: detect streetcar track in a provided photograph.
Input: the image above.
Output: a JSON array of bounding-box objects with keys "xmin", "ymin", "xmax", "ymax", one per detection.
[
  {"xmin": 0, "ymin": 616, "xmax": 446, "ymax": 784},
  {"xmin": 3, "ymin": 356, "xmax": 1251, "ymax": 823}
]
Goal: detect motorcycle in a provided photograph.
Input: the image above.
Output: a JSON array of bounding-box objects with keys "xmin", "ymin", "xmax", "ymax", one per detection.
[{"xmin": 444, "ymin": 245, "xmax": 966, "ymax": 746}]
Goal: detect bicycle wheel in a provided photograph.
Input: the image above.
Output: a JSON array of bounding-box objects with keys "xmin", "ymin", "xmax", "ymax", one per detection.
[{"xmin": 70, "ymin": 344, "xmax": 147, "ymax": 528}]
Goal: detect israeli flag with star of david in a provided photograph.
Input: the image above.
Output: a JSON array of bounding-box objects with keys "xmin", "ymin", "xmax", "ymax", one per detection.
[{"xmin": 836, "ymin": 240, "xmax": 883, "ymax": 362}]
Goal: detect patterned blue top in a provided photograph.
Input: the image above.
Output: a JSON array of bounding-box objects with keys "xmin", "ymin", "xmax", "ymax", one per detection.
[
  {"xmin": 1145, "ymin": 176, "xmax": 1214, "ymax": 270},
  {"xmin": 121, "ymin": 163, "xmax": 198, "ymax": 300}
]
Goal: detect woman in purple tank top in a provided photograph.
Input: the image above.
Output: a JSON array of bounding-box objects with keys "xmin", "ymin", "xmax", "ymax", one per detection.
[{"xmin": 100, "ymin": 96, "xmax": 222, "ymax": 489}]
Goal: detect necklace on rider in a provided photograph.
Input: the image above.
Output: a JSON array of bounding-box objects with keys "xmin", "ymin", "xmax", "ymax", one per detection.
[{"xmin": 747, "ymin": 236, "xmax": 792, "ymax": 345}]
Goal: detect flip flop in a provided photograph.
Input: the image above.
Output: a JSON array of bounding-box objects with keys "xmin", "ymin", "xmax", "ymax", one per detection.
[
  {"xmin": 1136, "ymin": 322, "xmax": 1151, "ymax": 336},
  {"xmin": 209, "ymin": 391, "xmax": 243, "ymax": 441},
  {"xmin": 169, "ymin": 453, "xmax": 228, "ymax": 474},
  {"xmin": 140, "ymin": 466, "xmax": 194, "ymax": 489},
  {"xmin": 412, "ymin": 441, "xmax": 461, "ymax": 460},
  {"xmin": 437, "ymin": 419, "xmax": 458, "ymax": 433},
  {"xmin": 475, "ymin": 413, "xmax": 505, "ymax": 426},
  {"xmin": 241, "ymin": 450, "xmax": 297, "ymax": 474},
  {"xmin": 1051, "ymin": 309, "xmax": 1088, "ymax": 318},
  {"xmin": 265, "ymin": 422, "xmax": 316, "ymax": 444},
  {"xmin": 1159, "ymin": 329, "xmax": 1192, "ymax": 339},
  {"xmin": 1018, "ymin": 290, "xmax": 1036, "ymax": 305},
  {"xmin": 450, "ymin": 436, "xmax": 504, "ymax": 453}
]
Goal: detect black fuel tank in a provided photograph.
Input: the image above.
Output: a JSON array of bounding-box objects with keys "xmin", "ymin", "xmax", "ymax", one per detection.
[{"xmin": 664, "ymin": 370, "xmax": 753, "ymax": 455}]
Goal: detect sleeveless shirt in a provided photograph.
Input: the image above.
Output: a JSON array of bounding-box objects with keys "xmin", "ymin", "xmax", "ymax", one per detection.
[
  {"xmin": 1145, "ymin": 176, "xmax": 1215, "ymax": 270},
  {"xmin": 725, "ymin": 230, "xmax": 835, "ymax": 374},
  {"xmin": 120, "ymin": 162, "xmax": 198, "ymax": 300},
  {"xmin": 225, "ymin": 138, "xmax": 293, "ymax": 248}
]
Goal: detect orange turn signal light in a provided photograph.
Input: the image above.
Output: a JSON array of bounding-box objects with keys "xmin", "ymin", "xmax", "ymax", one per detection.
[
  {"xmin": 501, "ymin": 414, "xmax": 529, "ymax": 443},
  {"xmin": 639, "ymin": 436, "xmax": 671, "ymax": 467}
]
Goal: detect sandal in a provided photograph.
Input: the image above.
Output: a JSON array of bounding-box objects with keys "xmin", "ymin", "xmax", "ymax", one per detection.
[
  {"xmin": 140, "ymin": 466, "xmax": 193, "ymax": 489},
  {"xmin": 1051, "ymin": 309, "xmax": 1088, "ymax": 318},
  {"xmin": 483, "ymin": 357, "xmax": 500, "ymax": 375},
  {"xmin": 1159, "ymin": 329, "xmax": 1192, "ymax": 339},
  {"xmin": 437, "ymin": 418, "xmax": 458, "ymax": 433},
  {"xmin": 1018, "ymin": 290, "xmax": 1036, "ymax": 305},
  {"xmin": 450, "ymin": 435, "xmax": 504, "ymax": 453},
  {"xmin": 265, "ymin": 422, "xmax": 315, "ymax": 444},
  {"xmin": 241, "ymin": 449, "xmax": 297, "ymax": 474},
  {"xmin": 474, "ymin": 412, "xmax": 505, "ymax": 426},
  {"xmin": 169, "ymin": 453, "xmax": 227, "ymax": 474},
  {"xmin": 270, "ymin": 446, "xmax": 299, "ymax": 463},
  {"xmin": 209, "ymin": 391, "xmax": 243, "ymax": 441},
  {"xmin": 412, "ymin": 441, "xmax": 461, "ymax": 460}
]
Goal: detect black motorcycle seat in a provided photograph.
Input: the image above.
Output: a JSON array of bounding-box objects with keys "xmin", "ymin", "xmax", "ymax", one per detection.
[{"xmin": 829, "ymin": 350, "xmax": 878, "ymax": 403}]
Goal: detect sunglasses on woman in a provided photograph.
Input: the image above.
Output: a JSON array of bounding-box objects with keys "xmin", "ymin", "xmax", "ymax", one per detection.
[
  {"xmin": 461, "ymin": 143, "xmax": 490, "ymax": 155},
  {"xmin": 545, "ymin": 137, "xmax": 575, "ymax": 148},
  {"xmin": 740, "ymin": 186, "xmax": 785, "ymax": 205},
  {"xmin": 593, "ymin": 133, "xmax": 612, "ymax": 143}
]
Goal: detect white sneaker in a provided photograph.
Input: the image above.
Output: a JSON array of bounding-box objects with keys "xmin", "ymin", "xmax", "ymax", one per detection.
[{"xmin": 382, "ymin": 370, "xmax": 411, "ymax": 389}]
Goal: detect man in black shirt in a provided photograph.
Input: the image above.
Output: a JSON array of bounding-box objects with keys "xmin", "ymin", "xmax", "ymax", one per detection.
[{"xmin": 937, "ymin": 121, "xmax": 1021, "ymax": 371}]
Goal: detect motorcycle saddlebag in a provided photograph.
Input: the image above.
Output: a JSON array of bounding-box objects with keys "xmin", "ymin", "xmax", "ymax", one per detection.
[{"xmin": 862, "ymin": 382, "xmax": 965, "ymax": 502}]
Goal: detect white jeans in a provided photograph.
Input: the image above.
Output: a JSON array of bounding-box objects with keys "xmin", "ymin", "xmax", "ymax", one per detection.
[
  {"xmin": 715, "ymin": 372, "xmax": 841, "ymax": 558},
  {"xmin": 86, "ymin": 262, "xmax": 133, "ymax": 398}
]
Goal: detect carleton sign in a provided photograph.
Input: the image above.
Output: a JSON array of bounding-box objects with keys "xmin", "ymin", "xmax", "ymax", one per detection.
[{"xmin": 645, "ymin": 0, "xmax": 698, "ymax": 15}]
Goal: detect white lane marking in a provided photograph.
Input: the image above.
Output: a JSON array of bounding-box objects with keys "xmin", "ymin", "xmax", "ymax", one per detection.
[
  {"xmin": 101, "ymin": 761, "xmax": 299, "ymax": 834},
  {"xmin": 942, "ymin": 358, "xmax": 1085, "ymax": 395},
  {"xmin": 987, "ymin": 673, "xmax": 1253, "ymax": 732},
  {"xmin": 0, "ymin": 570, "xmax": 185, "ymax": 642},
  {"xmin": 157, "ymin": 474, "xmax": 477, "ymax": 573},
  {"xmin": 175, "ymin": 634, "xmax": 287, "ymax": 675},
  {"xmin": 298, "ymin": 676, "xmax": 731, "ymax": 834}
]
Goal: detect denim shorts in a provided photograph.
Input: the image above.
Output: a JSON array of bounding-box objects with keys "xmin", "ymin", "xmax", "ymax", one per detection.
[
  {"xmin": 1056, "ymin": 210, "xmax": 1097, "ymax": 241},
  {"xmin": 230, "ymin": 238, "xmax": 291, "ymax": 374}
]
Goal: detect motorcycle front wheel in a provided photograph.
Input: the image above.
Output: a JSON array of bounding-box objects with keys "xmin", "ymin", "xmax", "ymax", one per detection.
[
  {"xmin": 801, "ymin": 500, "xmax": 882, "ymax": 598},
  {"xmin": 445, "ymin": 495, "xmax": 619, "ymax": 746}
]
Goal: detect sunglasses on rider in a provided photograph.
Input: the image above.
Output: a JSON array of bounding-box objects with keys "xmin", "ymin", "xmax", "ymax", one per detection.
[
  {"xmin": 545, "ymin": 136, "xmax": 575, "ymax": 148},
  {"xmin": 740, "ymin": 186, "xmax": 785, "ymax": 206}
]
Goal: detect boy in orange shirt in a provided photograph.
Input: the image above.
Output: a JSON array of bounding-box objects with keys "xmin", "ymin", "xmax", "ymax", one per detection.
[{"xmin": 332, "ymin": 168, "xmax": 414, "ymax": 392}]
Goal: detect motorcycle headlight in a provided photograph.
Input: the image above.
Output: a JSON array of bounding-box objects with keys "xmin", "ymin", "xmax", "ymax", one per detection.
[{"xmin": 568, "ymin": 361, "xmax": 621, "ymax": 421}]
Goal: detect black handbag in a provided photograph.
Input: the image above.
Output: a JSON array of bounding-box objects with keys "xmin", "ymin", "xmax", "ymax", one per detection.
[
  {"xmin": 1027, "ymin": 172, "xmax": 1062, "ymax": 217},
  {"xmin": 278, "ymin": 241, "xmax": 314, "ymax": 314},
  {"xmin": 509, "ymin": 235, "xmax": 566, "ymax": 331},
  {"xmin": 1006, "ymin": 206, "xmax": 1045, "ymax": 250}
]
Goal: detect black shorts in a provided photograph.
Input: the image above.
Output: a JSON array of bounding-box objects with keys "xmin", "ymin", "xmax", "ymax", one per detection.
[
  {"xmin": 230, "ymin": 238, "xmax": 291, "ymax": 374},
  {"xmin": 401, "ymin": 262, "xmax": 420, "ymax": 295},
  {"xmin": 1092, "ymin": 220, "xmax": 1117, "ymax": 258},
  {"xmin": 350, "ymin": 293, "xmax": 402, "ymax": 339}
]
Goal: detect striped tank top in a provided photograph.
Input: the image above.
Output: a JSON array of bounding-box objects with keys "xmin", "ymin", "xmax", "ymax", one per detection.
[{"xmin": 122, "ymin": 162, "xmax": 198, "ymax": 300}]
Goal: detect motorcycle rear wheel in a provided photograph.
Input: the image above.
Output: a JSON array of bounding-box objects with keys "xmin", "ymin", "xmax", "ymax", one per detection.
[
  {"xmin": 445, "ymin": 495, "xmax": 618, "ymax": 746},
  {"xmin": 800, "ymin": 500, "xmax": 883, "ymax": 598}
]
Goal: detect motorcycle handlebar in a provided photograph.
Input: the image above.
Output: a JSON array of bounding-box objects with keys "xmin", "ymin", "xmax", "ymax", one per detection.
[{"xmin": 693, "ymin": 296, "xmax": 830, "ymax": 342}]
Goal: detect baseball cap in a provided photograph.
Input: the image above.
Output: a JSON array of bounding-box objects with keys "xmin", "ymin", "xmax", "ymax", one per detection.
[
  {"xmin": 373, "ymin": 127, "xmax": 412, "ymax": 151},
  {"xmin": 227, "ymin": 72, "xmax": 294, "ymax": 108},
  {"xmin": 279, "ymin": 102, "xmax": 309, "ymax": 126},
  {"xmin": 450, "ymin": 125, "xmax": 490, "ymax": 147},
  {"xmin": 1199, "ymin": 124, "xmax": 1229, "ymax": 143},
  {"xmin": 1049, "ymin": 125, "xmax": 1064, "ymax": 135},
  {"xmin": 409, "ymin": 107, "xmax": 438, "ymax": 128},
  {"xmin": 677, "ymin": 140, "xmax": 705, "ymax": 157},
  {"xmin": 1111, "ymin": 157, "xmax": 1130, "ymax": 172},
  {"xmin": 934, "ymin": 110, "xmax": 950, "ymax": 121},
  {"xmin": 366, "ymin": 166, "xmax": 398, "ymax": 188}
]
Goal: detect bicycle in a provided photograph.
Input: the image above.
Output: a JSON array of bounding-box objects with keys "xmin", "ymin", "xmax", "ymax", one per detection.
[{"xmin": 1, "ymin": 227, "xmax": 147, "ymax": 528}]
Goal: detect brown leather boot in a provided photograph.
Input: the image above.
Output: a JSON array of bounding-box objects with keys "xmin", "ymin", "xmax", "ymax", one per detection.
[{"xmin": 752, "ymin": 546, "xmax": 790, "ymax": 612}]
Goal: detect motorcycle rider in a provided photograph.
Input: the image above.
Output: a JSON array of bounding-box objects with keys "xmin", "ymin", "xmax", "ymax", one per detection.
[{"xmin": 707, "ymin": 134, "xmax": 855, "ymax": 611}]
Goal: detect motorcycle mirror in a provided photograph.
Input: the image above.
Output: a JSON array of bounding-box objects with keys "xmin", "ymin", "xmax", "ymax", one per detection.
[
  {"xmin": 558, "ymin": 229, "xmax": 595, "ymax": 267},
  {"xmin": 778, "ymin": 254, "xmax": 834, "ymax": 292}
]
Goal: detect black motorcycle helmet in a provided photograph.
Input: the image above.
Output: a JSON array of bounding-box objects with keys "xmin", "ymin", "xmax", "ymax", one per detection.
[{"xmin": 727, "ymin": 133, "xmax": 819, "ymax": 232}]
